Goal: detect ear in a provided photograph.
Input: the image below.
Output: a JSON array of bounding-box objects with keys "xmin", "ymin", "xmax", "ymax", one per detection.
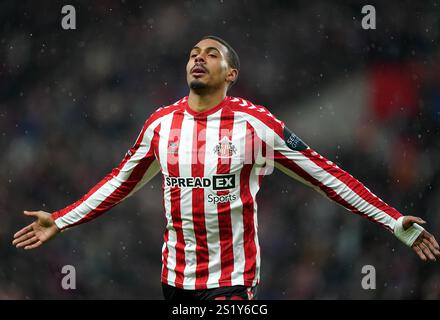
[{"xmin": 225, "ymin": 68, "xmax": 238, "ymax": 85}]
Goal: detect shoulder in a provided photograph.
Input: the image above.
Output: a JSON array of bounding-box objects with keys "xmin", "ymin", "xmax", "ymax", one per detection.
[
  {"xmin": 227, "ymin": 96, "xmax": 284, "ymax": 135},
  {"xmin": 145, "ymin": 96, "xmax": 187, "ymax": 128}
]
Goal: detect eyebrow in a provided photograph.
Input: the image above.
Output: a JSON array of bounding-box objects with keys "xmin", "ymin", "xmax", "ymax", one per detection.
[{"xmin": 191, "ymin": 46, "xmax": 222, "ymax": 55}]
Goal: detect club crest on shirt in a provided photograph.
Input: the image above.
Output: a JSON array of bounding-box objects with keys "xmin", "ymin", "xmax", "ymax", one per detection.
[
  {"xmin": 214, "ymin": 136, "xmax": 237, "ymax": 158},
  {"xmin": 168, "ymin": 141, "xmax": 179, "ymax": 154}
]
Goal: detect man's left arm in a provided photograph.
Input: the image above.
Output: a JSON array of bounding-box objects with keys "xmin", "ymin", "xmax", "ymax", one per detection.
[
  {"xmin": 244, "ymin": 106, "xmax": 440, "ymax": 261},
  {"xmin": 275, "ymin": 126, "xmax": 440, "ymax": 261}
]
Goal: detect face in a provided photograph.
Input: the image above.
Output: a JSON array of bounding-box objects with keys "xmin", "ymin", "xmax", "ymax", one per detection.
[{"xmin": 186, "ymin": 38, "xmax": 238, "ymax": 92}]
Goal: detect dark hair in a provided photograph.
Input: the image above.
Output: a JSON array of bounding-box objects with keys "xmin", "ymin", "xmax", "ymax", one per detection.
[{"xmin": 201, "ymin": 35, "xmax": 240, "ymax": 88}]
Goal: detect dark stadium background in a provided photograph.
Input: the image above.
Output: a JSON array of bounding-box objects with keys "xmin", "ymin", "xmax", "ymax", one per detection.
[{"xmin": 1, "ymin": 0, "xmax": 440, "ymax": 299}]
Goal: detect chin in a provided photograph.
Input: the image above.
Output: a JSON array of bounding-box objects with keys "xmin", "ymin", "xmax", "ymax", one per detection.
[{"xmin": 189, "ymin": 80, "xmax": 209, "ymax": 91}]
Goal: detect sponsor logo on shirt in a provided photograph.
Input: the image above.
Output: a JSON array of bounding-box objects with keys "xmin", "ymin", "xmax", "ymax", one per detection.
[
  {"xmin": 207, "ymin": 193, "xmax": 237, "ymax": 204},
  {"xmin": 283, "ymin": 126, "xmax": 308, "ymax": 151},
  {"xmin": 165, "ymin": 174, "xmax": 235, "ymax": 190}
]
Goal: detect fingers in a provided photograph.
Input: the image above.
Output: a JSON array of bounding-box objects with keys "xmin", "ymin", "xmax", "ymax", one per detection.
[
  {"xmin": 424, "ymin": 231, "xmax": 440, "ymax": 252},
  {"xmin": 24, "ymin": 240, "xmax": 43, "ymax": 250},
  {"xmin": 421, "ymin": 231, "xmax": 440, "ymax": 257},
  {"xmin": 16, "ymin": 236, "xmax": 39, "ymax": 248},
  {"xmin": 419, "ymin": 242, "xmax": 436, "ymax": 261},
  {"xmin": 413, "ymin": 244, "xmax": 427, "ymax": 261},
  {"xmin": 13, "ymin": 211, "xmax": 41, "ymax": 244},
  {"xmin": 13, "ymin": 224, "xmax": 34, "ymax": 239},
  {"xmin": 12, "ymin": 229, "xmax": 35, "ymax": 246},
  {"xmin": 412, "ymin": 230, "xmax": 440, "ymax": 262},
  {"xmin": 422, "ymin": 238, "xmax": 440, "ymax": 258}
]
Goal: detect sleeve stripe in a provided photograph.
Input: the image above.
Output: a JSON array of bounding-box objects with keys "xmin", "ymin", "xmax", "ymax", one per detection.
[
  {"xmin": 273, "ymin": 154, "xmax": 392, "ymax": 231},
  {"xmin": 274, "ymin": 149, "xmax": 397, "ymax": 232},
  {"xmin": 275, "ymin": 155, "xmax": 391, "ymax": 231},
  {"xmin": 300, "ymin": 148, "xmax": 401, "ymax": 220}
]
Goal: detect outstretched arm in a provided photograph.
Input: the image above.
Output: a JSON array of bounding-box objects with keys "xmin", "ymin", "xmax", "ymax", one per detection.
[
  {"xmin": 237, "ymin": 104, "xmax": 439, "ymax": 261},
  {"xmin": 13, "ymin": 116, "xmax": 162, "ymax": 249},
  {"xmin": 273, "ymin": 128, "xmax": 440, "ymax": 261}
]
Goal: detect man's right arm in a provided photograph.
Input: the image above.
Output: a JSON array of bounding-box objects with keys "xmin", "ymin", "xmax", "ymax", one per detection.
[
  {"xmin": 51, "ymin": 116, "xmax": 162, "ymax": 231},
  {"xmin": 13, "ymin": 102, "xmax": 184, "ymax": 250}
]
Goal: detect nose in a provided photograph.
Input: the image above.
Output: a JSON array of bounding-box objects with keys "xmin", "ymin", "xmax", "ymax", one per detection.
[{"xmin": 194, "ymin": 53, "xmax": 205, "ymax": 64}]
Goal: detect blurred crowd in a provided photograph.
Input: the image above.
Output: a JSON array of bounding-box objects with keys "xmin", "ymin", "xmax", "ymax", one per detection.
[{"xmin": 1, "ymin": 0, "xmax": 440, "ymax": 299}]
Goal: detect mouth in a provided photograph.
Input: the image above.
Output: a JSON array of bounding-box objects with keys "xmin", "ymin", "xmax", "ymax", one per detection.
[{"xmin": 191, "ymin": 65, "xmax": 208, "ymax": 78}]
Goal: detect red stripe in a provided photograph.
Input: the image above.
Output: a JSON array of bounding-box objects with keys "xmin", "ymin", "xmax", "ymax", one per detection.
[
  {"xmin": 216, "ymin": 109, "xmax": 235, "ymax": 286},
  {"xmin": 274, "ymin": 150, "xmax": 393, "ymax": 231},
  {"xmin": 167, "ymin": 111, "xmax": 186, "ymax": 288},
  {"xmin": 162, "ymin": 228, "xmax": 169, "ymax": 282},
  {"xmin": 153, "ymin": 123, "xmax": 169, "ymax": 284},
  {"xmin": 300, "ymin": 148, "xmax": 402, "ymax": 220},
  {"xmin": 241, "ymin": 122, "xmax": 257, "ymax": 284},
  {"xmin": 192, "ymin": 116, "xmax": 210, "ymax": 290},
  {"xmin": 153, "ymin": 123, "xmax": 162, "ymax": 162}
]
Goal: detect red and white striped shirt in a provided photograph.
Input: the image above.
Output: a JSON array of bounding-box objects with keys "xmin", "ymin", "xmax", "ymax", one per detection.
[{"xmin": 52, "ymin": 96, "xmax": 402, "ymax": 290}]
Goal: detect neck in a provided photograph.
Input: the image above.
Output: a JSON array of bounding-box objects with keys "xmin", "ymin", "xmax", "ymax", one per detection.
[{"xmin": 187, "ymin": 89, "xmax": 227, "ymax": 113}]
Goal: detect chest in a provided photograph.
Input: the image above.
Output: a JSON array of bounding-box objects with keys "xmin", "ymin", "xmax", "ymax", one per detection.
[{"xmin": 156, "ymin": 113, "xmax": 255, "ymax": 177}]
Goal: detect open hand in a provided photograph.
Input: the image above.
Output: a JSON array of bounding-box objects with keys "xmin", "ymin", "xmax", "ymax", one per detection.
[
  {"xmin": 403, "ymin": 216, "xmax": 440, "ymax": 262},
  {"xmin": 12, "ymin": 211, "xmax": 60, "ymax": 250}
]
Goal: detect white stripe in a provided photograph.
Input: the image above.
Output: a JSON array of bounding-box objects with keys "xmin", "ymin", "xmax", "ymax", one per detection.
[
  {"xmin": 159, "ymin": 112, "xmax": 177, "ymax": 285},
  {"xmin": 163, "ymin": 187, "xmax": 177, "ymax": 286},
  {"xmin": 229, "ymin": 116, "xmax": 247, "ymax": 286},
  {"xmin": 204, "ymin": 109, "xmax": 222, "ymax": 288},
  {"xmin": 158, "ymin": 112, "xmax": 176, "ymax": 176},
  {"xmin": 179, "ymin": 111, "xmax": 197, "ymax": 289},
  {"xmin": 249, "ymin": 164, "xmax": 261, "ymax": 286}
]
